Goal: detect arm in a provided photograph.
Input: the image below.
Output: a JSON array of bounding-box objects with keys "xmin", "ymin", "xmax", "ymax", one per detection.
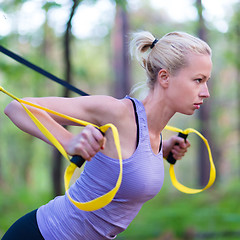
[
  {"xmin": 4, "ymin": 99, "xmax": 72, "ymax": 147},
  {"xmin": 4, "ymin": 95, "xmax": 120, "ymax": 159},
  {"xmin": 162, "ymin": 135, "xmax": 191, "ymax": 160}
]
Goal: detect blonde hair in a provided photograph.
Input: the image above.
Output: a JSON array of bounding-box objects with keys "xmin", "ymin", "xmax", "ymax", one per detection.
[{"xmin": 130, "ymin": 31, "xmax": 212, "ymax": 89}]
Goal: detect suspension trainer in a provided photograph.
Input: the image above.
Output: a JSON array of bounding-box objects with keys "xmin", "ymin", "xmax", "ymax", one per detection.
[
  {"xmin": 0, "ymin": 46, "xmax": 216, "ymax": 211},
  {"xmin": 0, "ymin": 45, "xmax": 88, "ymax": 96}
]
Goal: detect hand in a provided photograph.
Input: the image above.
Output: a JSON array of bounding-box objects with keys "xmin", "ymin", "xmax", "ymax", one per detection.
[
  {"xmin": 66, "ymin": 125, "xmax": 106, "ymax": 161},
  {"xmin": 163, "ymin": 135, "xmax": 190, "ymax": 160}
]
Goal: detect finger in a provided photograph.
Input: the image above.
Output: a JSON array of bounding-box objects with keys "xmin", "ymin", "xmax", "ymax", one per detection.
[
  {"xmin": 81, "ymin": 134, "xmax": 101, "ymax": 155},
  {"xmin": 172, "ymin": 145, "xmax": 187, "ymax": 154},
  {"xmin": 68, "ymin": 125, "xmax": 105, "ymax": 160},
  {"xmin": 171, "ymin": 149, "xmax": 186, "ymax": 160},
  {"xmin": 81, "ymin": 126, "xmax": 101, "ymax": 150},
  {"xmin": 172, "ymin": 144, "xmax": 188, "ymax": 157},
  {"xmin": 69, "ymin": 133, "xmax": 98, "ymax": 158},
  {"xmin": 179, "ymin": 140, "xmax": 191, "ymax": 149},
  {"xmin": 100, "ymin": 137, "xmax": 106, "ymax": 150},
  {"xmin": 70, "ymin": 137, "xmax": 91, "ymax": 159},
  {"xmin": 78, "ymin": 148, "xmax": 92, "ymax": 162},
  {"xmin": 94, "ymin": 129, "xmax": 106, "ymax": 149},
  {"xmin": 87, "ymin": 125, "xmax": 105, "ymax": 148}
]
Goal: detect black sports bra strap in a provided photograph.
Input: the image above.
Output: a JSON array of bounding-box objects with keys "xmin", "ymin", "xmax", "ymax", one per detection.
[
  {"xmin": 129, "ymin": 98, "xmax": 140, "ymax": 148},
  {"xmin": 129, "ymin": 98, "xmax": 162, "ymax": 152},
  {"xmin": 159, "ymin": 134, "xmax": 162, "ymax": 152}
]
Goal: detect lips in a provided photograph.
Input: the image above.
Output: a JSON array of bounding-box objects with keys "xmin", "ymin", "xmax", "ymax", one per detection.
[{"xmin": 194, "ymin": 102, "xmax": 203, "ymax": 109}]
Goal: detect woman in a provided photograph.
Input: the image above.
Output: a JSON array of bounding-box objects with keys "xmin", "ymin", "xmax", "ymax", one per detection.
[{"xmin": 2, "ymin": 30, "xmax": 211, "ymax": 240}]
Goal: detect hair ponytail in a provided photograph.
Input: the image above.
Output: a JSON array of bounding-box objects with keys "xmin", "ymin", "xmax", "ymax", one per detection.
[{"xmin": 130, "ymin": 31, "xmax": 155, "ymax": 63}]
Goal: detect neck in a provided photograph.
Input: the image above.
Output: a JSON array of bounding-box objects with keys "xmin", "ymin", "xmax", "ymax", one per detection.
[{"xmin": 142, "ymin": 91, "xmax": 175, "ymax": 135}]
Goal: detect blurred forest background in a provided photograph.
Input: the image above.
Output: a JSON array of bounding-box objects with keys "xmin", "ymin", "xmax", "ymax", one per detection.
[{"xmin": 1, "ymin": 0, "xmax": 240, "ymax": 239}]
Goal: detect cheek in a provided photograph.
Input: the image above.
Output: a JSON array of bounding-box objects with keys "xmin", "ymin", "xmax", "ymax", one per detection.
[
  {"xmin": 168, "ymin": 78, "xmax": 196, "ymax": 103},
  {"xmin": 176, "ymin": 84, "xmax": 193, "ymax": 99},
  {"xmin": 181, "ymin": 81, "xmax": 198, "ymax": 97},
  {"xmin": 176, "ymin": 85, "xmax": 196, "ymax": 108}
]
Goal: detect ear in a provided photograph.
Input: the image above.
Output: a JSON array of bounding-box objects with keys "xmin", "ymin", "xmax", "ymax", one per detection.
[{"xmin": 157, "ymin": 69, "xmax": 170, "ymax": 88}]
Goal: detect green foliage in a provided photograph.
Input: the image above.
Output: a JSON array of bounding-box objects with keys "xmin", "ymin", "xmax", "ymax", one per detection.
[
  {"xmin": 0, "ymin": 0, "xmax": 27, "ymax": 11},
  {"xmin": 42, "ymin": 1, "xmax": 61, "ymax": 12},
  {"xmin": 117, "ymin": 181, "xmax": 240, "ymax": 240},
  {"xmin": 0, "ymin": 185, "xmax": 52, "ymax": 237},
  {"xmin": 113, "ymin": 0, "xmax": 128, "ymax": 10}
]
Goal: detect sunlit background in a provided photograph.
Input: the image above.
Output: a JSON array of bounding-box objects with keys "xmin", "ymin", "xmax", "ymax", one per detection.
[{"xmin": 0, "ymin": 0, "xmax": 239, "ymax": 38}]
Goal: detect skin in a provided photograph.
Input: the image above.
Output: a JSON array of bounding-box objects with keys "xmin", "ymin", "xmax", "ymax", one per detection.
[{"xmin": 4, "ymin": 52, "xmax": 212, "ymax": 163}]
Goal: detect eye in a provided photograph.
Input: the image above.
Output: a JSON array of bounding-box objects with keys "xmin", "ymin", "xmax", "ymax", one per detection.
[{"xmin": 195, "ymin": 78, "xmax": 203, "ymax": 83}]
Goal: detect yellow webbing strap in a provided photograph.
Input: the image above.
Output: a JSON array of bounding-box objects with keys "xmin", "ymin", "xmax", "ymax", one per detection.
[
  {"xmin": 164, "ymin": 125, "xmax": 216, "ymax": 194},
  {"xmin": 0, "ymin": 86, "xmax": 122, "ymax": 211}
]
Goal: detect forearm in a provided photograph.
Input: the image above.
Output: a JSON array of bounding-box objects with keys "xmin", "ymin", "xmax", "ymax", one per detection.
[{"xmin": 4, "ymin": 100, "xmax": 73, "ymax": 149}]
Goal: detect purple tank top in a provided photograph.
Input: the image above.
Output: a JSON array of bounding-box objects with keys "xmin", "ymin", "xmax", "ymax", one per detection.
[{"xmin": 37, "ymin": 96, "xmax": 164, "ymax": 240}]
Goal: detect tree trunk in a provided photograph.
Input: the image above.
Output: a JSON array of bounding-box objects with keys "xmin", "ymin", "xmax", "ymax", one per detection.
[
  {"xmin": 196, "ymin": 0, "xmax": 212, "ymax": 187},
  {"xmin": 112, "ymin": 6, "xmax": 131, "ymax": 98},
  {"xmin": 52, "ymin": 0, "xmax": 81, "ymax": 197}
]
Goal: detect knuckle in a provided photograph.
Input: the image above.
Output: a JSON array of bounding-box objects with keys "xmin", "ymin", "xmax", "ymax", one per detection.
[
  {"xmin": 86, "ymin": 125, "xmax": 96, "ymax": 134},
  {"xmin": 74, "ymin": 139, "xmax": 87, "ymax": 153},
  {"xmin": 81, "ymin": 129, "xmax": 89, "ymax": 139},
  {"xmin": 73, "ymin": 144, "xmax": 83, "ymax": 154},
  {"xmin": 86, "ymin": 124, "xmax": 94, "ymax": 130},
  {"xmin": 79, "ymin": 137, "xmax": 87, "ymax": 147}
]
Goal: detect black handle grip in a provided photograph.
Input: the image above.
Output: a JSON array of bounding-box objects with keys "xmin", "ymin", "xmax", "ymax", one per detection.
[
  {"xmin": 166, "ymin": 132, "xmax": 188, "ymax": 165},
  {"xmin": 70, "ymin": 128, "xmax": 105, "ymax": 168},
  {"xmin": 70, "ymin": 155, "xmax": 86, "ymax": 168}
]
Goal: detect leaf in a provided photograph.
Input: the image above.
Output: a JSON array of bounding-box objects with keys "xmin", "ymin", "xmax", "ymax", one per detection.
[{"xmin": 42, "ymin": 2, "xmax": 62, "ymax": 12}]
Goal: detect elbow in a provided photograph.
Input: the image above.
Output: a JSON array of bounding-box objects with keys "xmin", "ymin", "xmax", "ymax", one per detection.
[{"xmin": 4, "ymin": 100, "xmax": 19, "ymax": 117}]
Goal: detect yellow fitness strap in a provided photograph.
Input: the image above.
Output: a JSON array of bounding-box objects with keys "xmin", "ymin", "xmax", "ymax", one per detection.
[
  {"xmin": 164, "ymin": 125, "xmax": 216, "ymax": 194},
  {"xmin": 0, "ymin": 86, "xmax": 216, "ymax": 210}
]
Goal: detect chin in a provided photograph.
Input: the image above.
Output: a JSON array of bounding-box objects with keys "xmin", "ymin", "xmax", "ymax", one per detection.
[{"xmin": 178, "ymin": 109, "xmax": 195, "ymax": 115}]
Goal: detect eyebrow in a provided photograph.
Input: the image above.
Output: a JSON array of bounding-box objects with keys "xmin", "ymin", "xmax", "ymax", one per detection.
[{"xmin": 196, "ymin": 74, "xmax": 211, "ymax": 80}]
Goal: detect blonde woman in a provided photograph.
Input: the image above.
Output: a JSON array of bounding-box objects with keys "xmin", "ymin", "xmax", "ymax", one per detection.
[{"xmin": 3, "ymin": 31, "xmax": 211, "ymax": 240}]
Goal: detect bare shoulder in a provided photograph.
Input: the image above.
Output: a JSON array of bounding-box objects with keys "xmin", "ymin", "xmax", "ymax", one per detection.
[
  {"xmin": 53, "ymin": 95, "xmax": 132, "ymax": 126},
  {"xmin": 82, "ymin": 95, "xmax": 132, "ymax": 124}
]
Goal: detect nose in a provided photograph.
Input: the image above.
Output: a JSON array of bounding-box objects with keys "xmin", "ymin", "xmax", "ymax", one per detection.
[{"xmin": 200, "ymin": 83, "xmax": 210, "ymax": 99}]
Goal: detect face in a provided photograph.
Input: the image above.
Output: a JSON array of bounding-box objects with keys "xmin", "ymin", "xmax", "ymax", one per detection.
[{"xmin": 166, "ymin": 53, "xmax": 212, "ymax": 115}]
